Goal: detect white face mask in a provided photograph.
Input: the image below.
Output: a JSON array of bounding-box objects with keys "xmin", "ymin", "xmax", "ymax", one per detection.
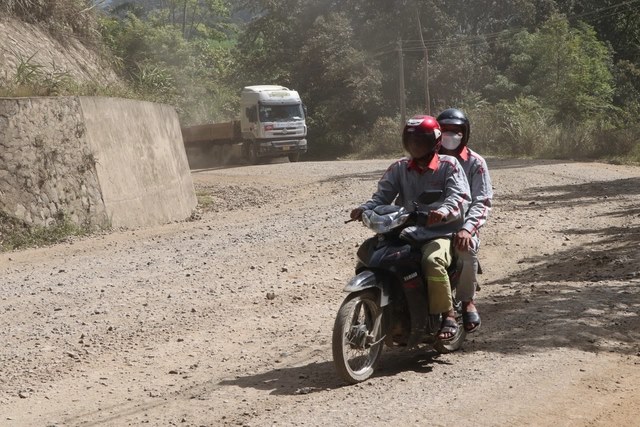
[{"xmin": 441, "ymin": 131, "xmax": 463, "ymax": 150}]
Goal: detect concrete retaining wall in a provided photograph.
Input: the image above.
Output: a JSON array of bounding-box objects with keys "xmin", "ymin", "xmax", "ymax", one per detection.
[{"xmin": 0, "ymin": 96, "xmax": 197, "ymax": 229}]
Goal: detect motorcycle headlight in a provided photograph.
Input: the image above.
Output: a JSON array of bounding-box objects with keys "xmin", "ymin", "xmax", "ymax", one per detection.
[{"xmin": 362, "ymin": 209, "xmax": 410, "ymax": 233}]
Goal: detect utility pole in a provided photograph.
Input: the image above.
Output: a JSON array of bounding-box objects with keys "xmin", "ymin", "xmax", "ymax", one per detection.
[
  {"xmin": 417, "ymin": 14, "xmax": 431, "ymax": 115},
  {"xmin": 398, "ymin": 38, "xmax": 406, "ymax": 127}
]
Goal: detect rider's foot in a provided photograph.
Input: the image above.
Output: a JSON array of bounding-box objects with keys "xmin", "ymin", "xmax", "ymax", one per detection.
[
  {"xmin": 462, "ymin": 301, "xmax": 481, "ymax": 333},
  {"xmin": 437, "ymin": 310, "xmax": 458, "ymax": 340}
]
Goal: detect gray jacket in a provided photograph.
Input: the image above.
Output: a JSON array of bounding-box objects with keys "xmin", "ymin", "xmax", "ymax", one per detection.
[
  {"xmin": 456, "ymin": 147, "xmax": 493, "ymax": 236},
  {"xmin": 359, "ymin": 154, "xmax": 471, "ymax": 242}
]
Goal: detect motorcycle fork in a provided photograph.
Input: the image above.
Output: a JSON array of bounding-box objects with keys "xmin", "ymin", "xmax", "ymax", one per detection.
[{"xmin": 345, "ymin": 290, "xmax": 385, "ymax": 347}]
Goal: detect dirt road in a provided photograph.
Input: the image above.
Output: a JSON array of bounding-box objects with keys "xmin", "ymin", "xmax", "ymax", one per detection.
[{"xmin": 1, "ymin": 158, "xmax": 639, "ymax": 426}]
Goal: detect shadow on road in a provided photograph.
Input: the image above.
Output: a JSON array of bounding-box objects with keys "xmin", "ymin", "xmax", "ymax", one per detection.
[
  {"xmin": 508, "ymin": 177, "xmax": 640, "ymax": 205},
  {"xmin": 219, "ymin": 172, "xmax": 640, "ymax": 395},
  {"xmin": 218, "ymin": 361, "xmax": 342, "ymax": 395},
  {"xmin": 319, "ymin": 169, "xmax": 388, "ymax": 183},
  {"xmin": 476, "ymin": 176, "xmax": 640, "ymax": 356},
  {"xmin": 469, "ymin": 280, "xmax": 640, "ymax": 355},
  {"xmin": 217, "ymin": 348, "xmax": 456, "ymax": 394},
  {"xmin": 485, "ymin": 158, "xmax": 569, "ymax": 170},
  {"xmin": 493, "ymin": 176, "xmax": 640, "ymax": 283}
]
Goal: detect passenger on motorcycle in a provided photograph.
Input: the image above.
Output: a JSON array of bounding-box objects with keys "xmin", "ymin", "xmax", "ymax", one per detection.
[
  {"xmin": 437, "ymin": 108, "xmax": 493, "ymax": 333},
  {"xmin": 350, "ymin": 115, "xmax": 471, "ymax": 340}
]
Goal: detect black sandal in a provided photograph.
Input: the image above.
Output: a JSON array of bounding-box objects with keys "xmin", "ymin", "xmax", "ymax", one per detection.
[
  {"xmin": 462, "ymin": 311, "xmax": 481, "ymax": 333},
  {"xmin": 437, "ymin": 317, "xmax": 459, "ymax": 341}
]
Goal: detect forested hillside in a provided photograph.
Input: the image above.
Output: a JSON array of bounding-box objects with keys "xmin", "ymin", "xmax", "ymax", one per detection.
[{"xmin": 2, "ymin": 0, "xmax": 639, "ymax": 162}]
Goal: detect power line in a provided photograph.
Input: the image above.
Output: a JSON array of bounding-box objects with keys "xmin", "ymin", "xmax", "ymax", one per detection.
[
  {"xmin": 370, "ymin": 1, "xmax": 640, "ymax": 58},
  {"xmin": 569, "ymin": 0, "xmax": 640, "ymax": 20},
  {"xmin": 403, "ymin": 28, "xmax": 522, "ymax": 45}
]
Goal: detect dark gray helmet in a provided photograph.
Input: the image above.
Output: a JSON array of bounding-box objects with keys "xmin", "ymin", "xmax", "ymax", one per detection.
[{"xmin": 436, "ymin": 108, "xmax": 470, "ymax": 148}]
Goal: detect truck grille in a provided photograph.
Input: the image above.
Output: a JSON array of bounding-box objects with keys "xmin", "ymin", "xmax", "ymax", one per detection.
[{"xmin": 273, "ymin": 127, "xmax": 302, "ymax": 136}]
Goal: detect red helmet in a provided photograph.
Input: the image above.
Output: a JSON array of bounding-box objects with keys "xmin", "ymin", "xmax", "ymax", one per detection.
[{"xmin": 402, "ymin": 115, "xmax": 442, "ymax": 153}]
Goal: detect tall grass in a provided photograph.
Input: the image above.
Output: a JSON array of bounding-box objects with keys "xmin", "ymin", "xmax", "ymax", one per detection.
[
  {"xmin": 348, "ymin": 99, "xmax": 639, "ymax": 165},
  {"xmin": 1, "ymin": 0, "xmax": 100, "ymax": 43},
  {"xmin": 0, "ymin": 211, "xmax": 94, "ymax": 252},
  {"xmin": 465, "ymin": 98, "xmax": 640, "ymax": 163},
  {"xmin": 347, "ymin": 116, "xmax": 405, "ymax": 159},
  {"xmin": 0, "ymin": 51, "xmax": 136, "ymax": 99}
]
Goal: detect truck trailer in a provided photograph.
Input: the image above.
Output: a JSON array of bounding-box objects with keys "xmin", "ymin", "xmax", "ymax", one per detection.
[{"xmin": 181, "ymin": 85, "xmax": 308, "ymax": 165}]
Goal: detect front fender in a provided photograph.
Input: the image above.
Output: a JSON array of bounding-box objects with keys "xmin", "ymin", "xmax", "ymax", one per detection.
[{"xmin": 343, "ymin": 270, "xmax": 391, "ymax": 307}]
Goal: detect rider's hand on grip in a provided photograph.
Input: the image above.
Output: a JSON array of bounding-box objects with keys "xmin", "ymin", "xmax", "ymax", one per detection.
[
  {"xmin": 427, "ymin": 210, "xmax": 447, "ymax": 225},
  {"xmin": 350, "ymin": 208, "xmax": 364, "ymax": 221},
  {"xmin": 415, "ymin": 211, "xmax": 429, "ymax": 226}
]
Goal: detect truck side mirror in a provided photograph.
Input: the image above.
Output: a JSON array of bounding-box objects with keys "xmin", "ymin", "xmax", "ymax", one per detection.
[{"xmin": 302, "ymin": 104, "xmax": 308, "ymax": 117}]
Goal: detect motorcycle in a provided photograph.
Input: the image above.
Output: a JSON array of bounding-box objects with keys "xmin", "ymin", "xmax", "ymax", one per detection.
[{"xmin": 332, "ymin": 191, "xmax": 466, "ymax": 384}]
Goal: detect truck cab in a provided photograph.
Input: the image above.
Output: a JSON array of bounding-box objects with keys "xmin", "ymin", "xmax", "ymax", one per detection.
[{"xmin": 240, "ymin": 85, "xmax": 308, "ymax": 163}]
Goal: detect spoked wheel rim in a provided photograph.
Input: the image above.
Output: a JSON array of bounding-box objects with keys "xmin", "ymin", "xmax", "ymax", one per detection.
[{"xmin": 332, "ymin": 290, "xmax": 383, "ymax": 384}]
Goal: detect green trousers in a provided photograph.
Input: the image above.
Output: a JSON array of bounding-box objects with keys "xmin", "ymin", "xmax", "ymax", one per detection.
[{"xmin": 421, "ymin": 238, "xmax": 453, "ymax": 314}]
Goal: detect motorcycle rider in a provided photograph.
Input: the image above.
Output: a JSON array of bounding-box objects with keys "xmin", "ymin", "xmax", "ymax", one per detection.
[
  {"xmin": 437, "ymin": 108, "xmax": 493, "ymax": 333},
  {"xmin": 350, "ymin": 115, "xmax": 471, "ymax": 340}
]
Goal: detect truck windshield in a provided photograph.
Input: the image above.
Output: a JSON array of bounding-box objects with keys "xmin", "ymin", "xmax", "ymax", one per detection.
[{"xmin": 259, "ymin": 104, "xmax": 304, "ymax": 122}]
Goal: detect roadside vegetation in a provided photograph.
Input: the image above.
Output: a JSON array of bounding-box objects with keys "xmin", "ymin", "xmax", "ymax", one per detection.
[
  {"xmin": 0, "ymin": 1, "xmax": 639, "ymax": 250},
  {"xmin": 0, "ymin": 212, "xmax": 94, "ymax": 251},
  {"xmin": 2, "ymin": 0, "xmax": 638, "ymax": 163}
]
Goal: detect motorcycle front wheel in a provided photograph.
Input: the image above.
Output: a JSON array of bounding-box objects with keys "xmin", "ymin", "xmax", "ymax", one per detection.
[{"xmin": 332, "ymin": 289, "xmax": 384, "ymax": 384}]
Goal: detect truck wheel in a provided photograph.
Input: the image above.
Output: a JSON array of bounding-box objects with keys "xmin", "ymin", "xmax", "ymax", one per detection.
[
  {"xmin": 288, "ymin": 152, "xmax": 300, "ymax": 163},
  {"xmin": 245, "ymin": 144, "xmax": 259, "ymax": 165}
]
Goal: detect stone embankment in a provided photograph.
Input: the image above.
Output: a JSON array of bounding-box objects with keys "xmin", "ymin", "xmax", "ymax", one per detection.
[
  {"xmin": 0, "ymin": 19, "xmax": 194, "ymax": 231},
  {"xmin": 0, "ymin": 96, "xmax": 196, "ymax": 229}
]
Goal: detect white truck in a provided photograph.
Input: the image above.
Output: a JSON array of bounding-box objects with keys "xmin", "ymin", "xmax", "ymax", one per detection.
[{"xmin": 182, "ymin": 85, "xmax": 307, "ymax": 164}]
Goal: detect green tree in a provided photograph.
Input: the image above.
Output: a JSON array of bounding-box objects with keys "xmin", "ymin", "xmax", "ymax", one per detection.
[
  {"xmin": 504, "ymin": 14, "xmax": 614, "ymax": 123},
  {"xmin": 236, "ymin": 2, "xmax": 383, "ymax": 157},
  {"xmin": 100, "ymin": 9, "xmax": 236, "ymax": 123},
  {"xmin": 95, "ymin": 0, "xmax": 639, "ymax": 161},
  {"xmin": 298, "ymin": 13, "xmax": 383, "ymax": 150},
  {"xmin": 556, "ymin": 0, "xmax": 640, "ymax": 63}
]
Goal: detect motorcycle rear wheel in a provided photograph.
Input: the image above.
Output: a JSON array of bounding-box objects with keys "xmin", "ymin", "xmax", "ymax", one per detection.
[{"xmin": 332, "ymin": 289, "xmax": 383, "ymax": 384}]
